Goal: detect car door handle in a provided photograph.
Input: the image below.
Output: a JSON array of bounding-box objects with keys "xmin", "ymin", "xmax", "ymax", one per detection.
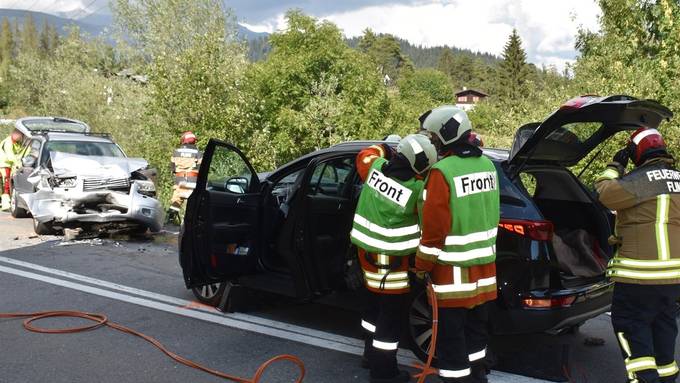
[{"xmin": 236, "ymin": 197, "xmax": 245, "ymax": 204}]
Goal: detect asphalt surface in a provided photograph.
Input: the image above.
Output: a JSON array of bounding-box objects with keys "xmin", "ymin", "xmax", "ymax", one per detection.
[{"xmin": 0, "ymin": 212, "xmax": 677, "ymax": 383}]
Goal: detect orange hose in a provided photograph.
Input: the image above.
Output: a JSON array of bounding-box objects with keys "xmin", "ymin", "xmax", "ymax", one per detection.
[
  {"xmin": 0, "ymin": 310, "xmax": 305, "ymax": 383},
  {"xmin": 412, "ymin": 279, "xmax": 439, "ymax": 382}
]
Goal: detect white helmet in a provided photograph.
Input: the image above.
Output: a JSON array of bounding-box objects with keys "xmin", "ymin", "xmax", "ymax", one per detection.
[
  {"xmin": 419, "ymin": 105, "xmax": 472, "ymax": 146},
  {"xmin": 397, "ymin": 134, "xmax": 438, "ymax": 174}
]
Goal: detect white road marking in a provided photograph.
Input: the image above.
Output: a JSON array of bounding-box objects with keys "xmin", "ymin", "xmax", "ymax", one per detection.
[{"xmin": 0, "ymin": 258, "xmax": 548, "ymax": 383}]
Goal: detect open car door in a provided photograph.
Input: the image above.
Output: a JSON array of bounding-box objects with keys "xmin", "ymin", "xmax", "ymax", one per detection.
[
  {"xmin": 508, "ymin": 95, "xmax": 673, "ymax": 174},
  {"xmin": 180, "ymin": 139, "xmax": 261, "ymax": 288}
]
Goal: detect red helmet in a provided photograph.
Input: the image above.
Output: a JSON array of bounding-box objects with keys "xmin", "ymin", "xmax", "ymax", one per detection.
[
  {"xmin": 180, "ymin": 131, "xmax": 196, "ymax": 145},
  {"xmin": 628, "ymin": 127, "xmax": 667, "ymax": 166}
]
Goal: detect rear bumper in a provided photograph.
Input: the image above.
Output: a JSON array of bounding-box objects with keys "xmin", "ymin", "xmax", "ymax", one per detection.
[{"xmin": 491, "ymin": 282, "xmax": 614, "ymax": 335}]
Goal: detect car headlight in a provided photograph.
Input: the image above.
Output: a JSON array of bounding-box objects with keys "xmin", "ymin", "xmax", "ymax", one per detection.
[
  {"xmin": 135, "ymin": 180, "xmax": 156, "ymax": 193},
  {"xmin": 56, "ymin": 177, "xmax": 77, "ymax": 188}
]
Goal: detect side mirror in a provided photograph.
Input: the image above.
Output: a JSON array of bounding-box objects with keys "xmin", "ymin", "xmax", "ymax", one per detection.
[{"xmin": 21, "ymin": 155, "xmax": 36, "ymax": 168}]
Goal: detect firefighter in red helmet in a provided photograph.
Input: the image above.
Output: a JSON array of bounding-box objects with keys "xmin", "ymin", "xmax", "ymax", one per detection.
[
  {"xmin": 595, "ymin": 127, "xmax": 680, "ymax": 383},
  {"xmin": 168, "ymin": 131, "xmax": 202, "ymax": 222}
]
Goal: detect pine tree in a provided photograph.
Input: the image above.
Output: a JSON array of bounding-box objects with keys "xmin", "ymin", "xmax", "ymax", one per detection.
[
  {"xmin": 0, "ymin": 18, "xmax": 14, "ymax": 65},
  {"xmin": 22, "ymin": 14, "xmax": 39, "ymax": 54},
  {"xmin": 39, "ymin": 18, "xmax": 51, "ymax": 57},
  {"xmin": 12, "ymin": 18, "xmax": 20, "ymax": 53},
  {"xmin": 358, "ymin": 28, "xmax": 376, "ymax": 53},
  {"xmin": 497, "ymin": 29, "xmax": 529, "ymax": 100},
  {"xmin": 437, "ymin": 49, "xmax": 455, "ymax": 78},
  {"xmin": 48, "ymin": 24, "xmax": 60, "ymax": 52}
]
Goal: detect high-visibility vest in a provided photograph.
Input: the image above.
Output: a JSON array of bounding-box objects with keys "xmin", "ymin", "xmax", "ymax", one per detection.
[
  {"xmin": 424, "ymin": 155, "xmax": 500, "ymax": 267},
  {"xmin": 0, "ymin": 137, "xmax": 23, "ymax": 168},
  {"xmin": 172, "ymin": 145, "xmax": 202, "ymax": 188},
  {"xmin": 350, "ymin": 157, "xmax": 424, "ymax": 256}
]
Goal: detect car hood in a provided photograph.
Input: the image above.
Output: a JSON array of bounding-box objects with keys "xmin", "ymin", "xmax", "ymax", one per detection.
[
  {"xmin": 50, "ymin": 152, "xmax": 148, "ymax": 178},
  {"xmin": 508, "ymin": 95, "xmax": 673, "ymax": 169}
]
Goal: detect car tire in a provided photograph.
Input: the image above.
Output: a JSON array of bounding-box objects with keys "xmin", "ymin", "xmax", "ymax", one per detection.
[
  {"xmin": 33, "ymin": 218, "xmax": 55, "ymax": 235},
  {"xmin": 404, "ymin": 283, "xmax": 434, "ymax": 362},
  {"xmin": 10, "ymin": 189, "xmax": 29, "ymax": 218},
  {"xmin": 191, "ymin": 282, "xmax": 227, "ymax": 307}
]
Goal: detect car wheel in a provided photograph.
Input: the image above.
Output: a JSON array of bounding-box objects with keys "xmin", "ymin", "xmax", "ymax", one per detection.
[
  {"xmin": 10, "ymin": 189, "xmax": 29, "ymax": 218},
  {"xmin": 191, "ymin": 282, "xmax": 227, "ymax": 306},
  {"xmin": 33, "ymin": 218, "xmax": 55, "ymax": 235},
  {"xmin": 405, "ymin": 286, "xmax": 435, "ymax": 362}
]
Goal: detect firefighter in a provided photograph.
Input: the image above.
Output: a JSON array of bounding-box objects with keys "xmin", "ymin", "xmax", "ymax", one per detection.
[
  {"xmin": 595, "ymin": 127, "xmax": 680, "ymax": 383},
  {"xmin": 0, "ymin": 129, "xmax": 25, "ymax": 211},
  {"xmin": 168, "ymin": 131, "xmax": 202, "ymax": 221},
  {"xmin": 416, "ymin": 106, "xmax": 499, "ymax": 383},
  {"xmin": 351, "ymin": 134, "xmax": 438, "ymax": 383}
]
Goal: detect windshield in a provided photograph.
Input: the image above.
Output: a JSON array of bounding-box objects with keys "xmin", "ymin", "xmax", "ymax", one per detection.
[
  {"xmin": 22, "ymin": 119, "xmax": 89, "ymax": 133},
  {"xmin": 44, "ymin": 141, "xmax": 126, "ymax": 158}
]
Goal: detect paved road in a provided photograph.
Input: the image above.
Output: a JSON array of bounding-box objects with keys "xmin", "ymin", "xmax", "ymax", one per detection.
[{"xmin": 0, "ymin": 212, "xmax": 673, "ymax": 383}]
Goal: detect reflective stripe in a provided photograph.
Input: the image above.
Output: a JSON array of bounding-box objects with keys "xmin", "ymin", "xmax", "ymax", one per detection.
[
  {"xmin": 626, "ymin": 357, "xmax": 657, "ymax": 373},
  {"xmin": 366, "ymin": 279, "xmax": 409, "ymax": 290},
  {"xmin": 633, "ymin": 129, "xmax": 660, "ymax": 144},
  {"xmin": 437, "ymin": 246, "xmax": 495, "ymax": 263},
  {"xmin": 656, "ymin": 195, "xmax": 671, "ymax": 261},
  {"xmin": 439, "ymin": 368, "xmax": 471, "ymax": 378},
  {"xmin": 418, "ymin": 245, "xmax": 440, "ymax": 256},
  {"xmin": 363, "ymin": 271, "xmax": 409, "ymax": 281},
  {"xmin": 597, "ymin": 168, "xmax": 620, "ymax": 181},
  {"xmin": 372, "ymin": 340, "xmax": 399, "ymax": 351},
  {"xmin": 432, "ymin": 276, "xmax": 496, "ymax": 293},
  {"xmin": 353, "ymin": 214, "xmax": 420, "ymax": 237},
  {"xmin": 658, "ymin": 361, "xmax": 679, "ymax": 377},
  {"xmin": 617, "ymin": 332, "xmax": 632, "ymax": 357},
  {"xmin": 469, "ymin": 348, "xmax": 486, "ymax": 362},
  {"xmin": 445, "ymin": 228, "xmax": 497, "ymax": 246},
  {"xmin": 422, "ymin": 189, "xmax": 427, "ymax": 201},
  {"xmin": 608, "ymin": 268, "xmax": 680, "ymax": 280},
  {"xmin": 350, "ymin": 229, "xmax": 420, "ymax": 251},
  {"xmin": 361, "ymin": 320, "xmax": 376, "ymax": 333},
  {"xmin": 409, "ymin": 138, "xmax": 423, "ymax": 154},
  {"xmin": 610, "ymin": 257, "xmax": 680, "ymax": 269},
  {"xmin": 371, "ymin": 145, "xmax": 385, "ymax": 157}
]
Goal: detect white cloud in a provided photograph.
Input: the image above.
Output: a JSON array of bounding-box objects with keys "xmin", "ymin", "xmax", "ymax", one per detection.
[
  {"xmin": 0, "ymin": 0, "xmax": 106, "ymax": 18},
  {"xmin": 245, "ymin": 0, "xmax": 601, "ymax": 69}
]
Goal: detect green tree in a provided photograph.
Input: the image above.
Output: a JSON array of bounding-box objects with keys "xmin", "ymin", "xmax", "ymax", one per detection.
[
  {"xmin": 358, "ymin": 29, "xmax": 412, "ymax": 83},
  {"xmin": 21, "ymin": 14, "xmax": 38, "ymax": 54},
  {"xmin": 0, "ymin": 18, "xmax": 14, "ymax": 66},
  {"xmin": 235, "ymin": 11, "xmax": 390, "ymax": 169},
  {"xmin": 497, "ymin": 29, "xmax": 529, "ymax": 101},
  {"xmin": 38, "ymin": 18, "xmax": 51, "ymax": 57}
]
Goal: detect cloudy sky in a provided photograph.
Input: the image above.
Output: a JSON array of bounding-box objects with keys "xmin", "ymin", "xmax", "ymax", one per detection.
[{"xmin": 0, "ymin": 0, "xmax": 601, "ymax": 69}]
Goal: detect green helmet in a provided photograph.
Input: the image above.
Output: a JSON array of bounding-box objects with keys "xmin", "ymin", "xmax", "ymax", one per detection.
[
  {"xmin": 419, "ymin": 105, "xmax": 472, "ymax": 146},
  {"xmin": 397, "ymin": 134, "xmax": 438, "ymax": 174}
]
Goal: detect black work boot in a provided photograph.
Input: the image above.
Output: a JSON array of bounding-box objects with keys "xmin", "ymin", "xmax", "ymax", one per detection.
[
  {"xmin": 370, "ymin": 370, "xmax": 410, "ymax": 383},
  {"xmin": 470, "ymin": 362, "xmax": 489, "ymax": 383}
]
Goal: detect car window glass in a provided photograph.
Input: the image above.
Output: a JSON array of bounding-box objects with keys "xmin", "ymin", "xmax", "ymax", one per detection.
[
  {"xmin": 308, "ymin": 157, "xmax": 355, "ymax": 196},
  {"xmin": 207, "ymin": 146, "xmax": 254, "ymax": 194},
  {"xmin": 544, "ymin": 122, "xmax": 603, "ymax": 146},
  {"xmin": 272, "ymin": 168, "xmax": 304, "ymax": 205},
  {"xmin": 519, "ymin": 172, "xmax": 537, "ymax": 197},
  {"xmin": 44, "ymin": 141, "xmax": 125, "ymax": 157},
  {"xmin": 29, "ymin": 139, "xmax": 41, "ymax": 158}
]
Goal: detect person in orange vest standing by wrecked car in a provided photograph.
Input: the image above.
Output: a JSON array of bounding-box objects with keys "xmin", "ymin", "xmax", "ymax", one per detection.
[
  {"xmin": 416, "ymin": 105, "xmax": 500, "ymax": 383},
  {"xmin": 168, "ymin": 131, "xmax": 202, "ymax": 221},
  {"xmin": 351, "ymin": 134, "xmax": 438, "ymax": 383}
]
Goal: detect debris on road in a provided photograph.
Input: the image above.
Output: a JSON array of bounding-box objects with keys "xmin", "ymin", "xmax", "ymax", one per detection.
[{"xmin": 584, "ymin": 337, "xmax": 605, "ymax": 347}]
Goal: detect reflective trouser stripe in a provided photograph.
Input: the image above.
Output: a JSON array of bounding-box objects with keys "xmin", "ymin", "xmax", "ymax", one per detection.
[
  {"xmin": 469, "ymin": 348, "xmax": 486, "ymax": 362},
  {"xmin": 658, "ymin": 361, "xmax": 679, "ymax": 377},
  {"xmin": 363, "ymin": 271, "xmax": 409, "ymax": 281},
  {"xmin": 656, "ymin": 194, "xmax": 671, "ymax": 261},
  {"xmin": 617, "ymin": 332, "xmax": 637, "ymax": 380},
  {"xmin": 439, "ymin": 368, "xmax": 471, "ymax": 378},
  {"xmin": 361, "ymin": 320, "xmax": 376, "ymax": 333},
  {"xmin": 366, "ymin": 280, "xmax": 409, "ymax": 289},
  {"xmin": 626, "ymin": 357, "xmax": 657, "ymax": 373},
  {"xmin": 372, "ymin": 339, "xmax": 398, "ymax": 351}
]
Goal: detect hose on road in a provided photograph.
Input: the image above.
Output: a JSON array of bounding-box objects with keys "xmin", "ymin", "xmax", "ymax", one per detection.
[{"xmin": 0, "ymin": 310, "xmax": 305, "ymax": 383}]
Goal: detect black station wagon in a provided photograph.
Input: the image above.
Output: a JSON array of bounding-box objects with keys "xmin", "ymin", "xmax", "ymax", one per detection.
[{"xmin": 179, "ymin": 95, "xmax": 673, "ymax": 360}]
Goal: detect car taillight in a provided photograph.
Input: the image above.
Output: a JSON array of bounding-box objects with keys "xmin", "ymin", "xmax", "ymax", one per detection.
[
  {"xmin": 499, "ymin": 219, "xmax": 554, "ymax": 241},
  {"xmin": 523, "ymin": 296, "xmax": 577, "ymax": 308}
]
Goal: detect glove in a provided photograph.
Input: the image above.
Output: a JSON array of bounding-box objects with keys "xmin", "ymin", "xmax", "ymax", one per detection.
[
  {"xmin": 380, "ymin": 143, "xmax": 396, "ymax": 160},
  {"xmin": 612, "ymin": 147, "xmax": 629, "ymax": 168}
]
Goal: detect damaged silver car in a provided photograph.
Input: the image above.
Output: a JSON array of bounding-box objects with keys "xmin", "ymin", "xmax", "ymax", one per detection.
[{"xmin": 9, "ymin": 117, "xmax": 163, "ymax": 235}]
